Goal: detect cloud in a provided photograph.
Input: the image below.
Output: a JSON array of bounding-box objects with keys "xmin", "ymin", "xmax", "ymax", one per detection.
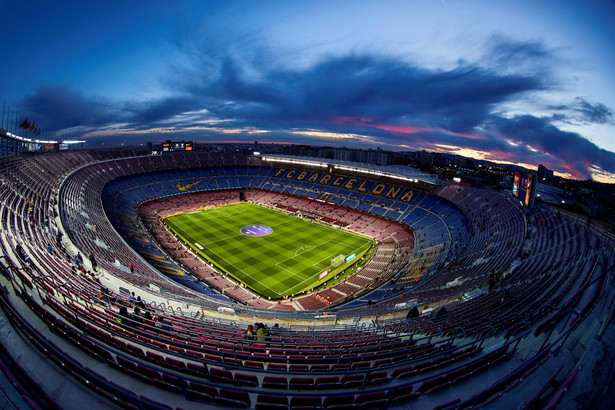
[
  {"xmin": 129, "ymin": 97, "xmax": 205, "ymax": 125},
  {"xmin": 19, "ymin": 84, "xmax": 128, "ymax": 130},
  {"xmin": 184, "ymin": 52, "xmax": 544, "ymax": 135},
  {"xmin": 16, "ymin": 35, "xmax": 615, "ymax": 182},
  {"xmin": 573, "ymin": 97, "xmax": 613, "ymax": 124},
  {"xmin": 549, "ymin": 97, "xmax": 614, "ymax": 126},
  {"xmin": 483, "ymin": 114, "xmax": 615, "ymax": 179},
  {"xmin": 19, "ymin": 84, "xmax": 209, "ymax": 132},
  {"xmin": 482, "ymin": 35, "xmax": 558, "ymax": 78}
]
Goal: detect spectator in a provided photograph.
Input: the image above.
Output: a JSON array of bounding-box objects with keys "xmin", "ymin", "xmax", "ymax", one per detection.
[
  {"xmin": 436, "ymin": 306, "xmax": 449, "ymax": 318},
  {"xmin": 131, "ymin": 307, "xmax": 143, "ymax": 327},
  {"xmin": 89, "ymin": 253, "xmax": 98, "ymax": 271},
  {"xmin": 407, "ymin": 306, "xmax": 419, "ymax": 319},
  {"xmin": 255, "ymin": 323, "xmax": 270, "ymax": 342},
  {"xmin": 143, "ymin": 311, "xmax": 155, "ymax": 327},
  {"xmin": 136, "ymin": 296, "xmax": 145, "ymax": 309},
  {"xmin": 15, "ymin": 245, "xmax": 32, "ymax": 265},
  {"xmin": 488, "ymin": 275, "xmax": 496, "ymax": 291},
  {"xmin": 117, "ymin": 306, "xmax": 131, "ymax": 326},
  {"xmin": 500, "ymin": 291, "xmax": 512, "ymax": 305},
  {"xmin": 245, "ymin": 325, "xmax": 255, "ymax": 341},
  {"xmin": 98, "ymin": 286, "xmax": 116, "ymax": 304},
  {"xmin": 157, "ymin": 316, "xmax": 173, "ymax": 331}
]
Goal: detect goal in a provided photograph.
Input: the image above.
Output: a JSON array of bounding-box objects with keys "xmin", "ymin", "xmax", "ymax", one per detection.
[{"xmin": 331, "ymin": 254, "xmax": 345, "ymax": 267}]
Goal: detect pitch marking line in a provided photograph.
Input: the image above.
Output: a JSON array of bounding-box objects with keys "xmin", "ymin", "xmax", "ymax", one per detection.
[
  {"xmin": 284, "ymin": 272, "xmax": 332, "ymax": 295},
  {"xmin": 184, "ymin": 206, "xmax": 250, "ymax": 222},
  {"xmin": 275, "ymin": 239, "xmax": 339, "ymax": 267},
  {"xmin": 198, "ymin": 218, "xmax": 296, "ymax": 247},
  {"xmin": 169, "ymin": 205, "xmax": 372, "ymax": 297},
  {"xmin": 274, "ymin": 265, "xmax": 310, "ymax": 282},
  {"xmin": 203, "ymin": 249, "xmax": 285, "ymax": 296},
  {"xmin": 294, "ymin": 245, "xmax": 315, "ymax": 256},
  {"xmin": 312, "ymin": 253, "xmax": 340, "ymax": 270}
]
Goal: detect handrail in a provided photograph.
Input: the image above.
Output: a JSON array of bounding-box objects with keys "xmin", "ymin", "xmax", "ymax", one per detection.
[
  {"xmin": 539, "ymin": 309, "xmax": 580, "ymax": 352},
  {"xmin": 504, "ymin": 320, "xmax": 531, "ymax": 344}
]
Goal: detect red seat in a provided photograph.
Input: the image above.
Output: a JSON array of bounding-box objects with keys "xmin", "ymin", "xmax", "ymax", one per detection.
[
  {"xmin": 315, "ymin": 376, "xmax": 340, "ymax": 389},
  {"xmin": 219, "ymin": 388, "xmax": 250, "ymax": 407},
  {"xmin": 366, "ymin": 370, "xmax": 391, "ymax": 385},
  {"xmin": 189, "ymin": 380, "xmax": 217, "ymax": 397},
  {"xmin": 268, "ymin": 363, "xmax": 287, "ymax": 372},
  {"xmin": 289, "ymin": 377, "xmax": 315, "ymax": 390},
  {"xmin": 244, "ymin": 360, "xmax": 264, "ymax": 370},
  {"xmin": 322, "ymin": 394, "xmax": 356, "ymax": 408},
  {"xmin": 209, "ymin": 367, "xmax": 232, "ymax": 383},
  {"xmin": 165, "ymin": 356, "xmax": 187, "ymax": 370},
  {"xmin": 263, "ymin": 376, "xmax": 288, "ymax": 389},
  {"xmin": 288, "ymin": 364, "xmax": 309, "ymax": 372},
  {"xmin": 115, "ymin": 355, "xmax": 137, "ymax": 372},
  {"xmin": 153, "ymin": 378, "xmax": 182, "ymax": 394},
  {"xmin": 139, "ymin": 395, "xmax": 173, "ymax": 410},
  {"xmin": 136, "ymin": 364, "xmax": 160, "ymax": 381},
  {"xmin": 186, "ymin": 362, "xmax": 205, "ymax": 376},
  {"xmin": 234, "ymin": 372, "xmax": 258, "ymax": 387},
  {"xmin": 257, "ymin": 393, "xmax": 289, "ymax": 406},
  {"xmin": 341, "ymin": 374, "xmax": 363, "ymax": 388},
  {"xmin": 214, "ymin": 397, "xmax": 250, "ymax": 408},
  {"xmin": 204, "ymin": 353, "xmax": 223, "ymax": 364},
  {"xmin": 290, "ymin": 396, "xmax": 322, "ymax": 409},
  {"xmin": 355, "ymin": 391, "xmax": 386, "ymax": 405}
]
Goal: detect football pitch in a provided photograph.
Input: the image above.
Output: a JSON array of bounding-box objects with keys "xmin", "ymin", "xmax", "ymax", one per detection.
[{"xmin": 163, "ymin": 202, "xmax": 373, "ymax": 299}]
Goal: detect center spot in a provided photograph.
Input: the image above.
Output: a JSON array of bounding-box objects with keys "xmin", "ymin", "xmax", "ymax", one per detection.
[{"xmin": 241, "ymin": 225, "xmax": 273, "ymax": 237}]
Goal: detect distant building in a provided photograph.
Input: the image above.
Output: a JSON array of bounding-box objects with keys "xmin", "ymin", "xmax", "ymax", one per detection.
[
  {"xmin": 417, "ymin": 151, "xmax": 435, "ymax": 167},
  {"xmin": 537, "ymin": 164, "xmax": 554, "ymax": 181}
]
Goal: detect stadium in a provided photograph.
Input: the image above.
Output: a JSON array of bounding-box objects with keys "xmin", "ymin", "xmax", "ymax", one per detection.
[{"xmin": 0, "ymin": 146, "xmax": 614, "ymax": 409}]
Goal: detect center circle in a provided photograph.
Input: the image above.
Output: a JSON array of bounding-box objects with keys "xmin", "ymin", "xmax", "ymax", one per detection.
[{"xmin": 241, "ymin": 225, "xmax": 273, "ymax": 237}]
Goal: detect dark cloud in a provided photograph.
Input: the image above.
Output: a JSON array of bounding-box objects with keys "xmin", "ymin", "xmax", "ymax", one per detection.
[
  {"xmin": 130, "ymin": 97, "xmax": 203, "ymax": 124},
  {"xmin": 483, "ymin": 36, "xmax": 557, "ymax": 76},
  {"xmin": 19, "ymin": 84, "xmax": 124, "ymax": 129},
  {"xmin": 188, "ymin": 53, "xmax": 543, "ymax": 134},
  {"xmin": 484, "ymin": 114, "xmax": 615, "ymax": 179},
  {"xmin": 20, "ymin": 85, "xmax": 204, "ymax": 132},
  {"xmin": 17, "ymin": 36, "xmax": 615, "ymax": 181},
  {"xmin": 573, "ymin": 97, "xmax": 613, "ymax": 124},
  {"xmin": 549, "ymin": 97, "xmax": 614, "ymax": 126}
]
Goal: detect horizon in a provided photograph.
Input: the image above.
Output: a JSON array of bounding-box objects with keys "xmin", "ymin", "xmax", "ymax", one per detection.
[{"xmin": 84, "ymin": 139, "xmax": 593, "ymax": 183}]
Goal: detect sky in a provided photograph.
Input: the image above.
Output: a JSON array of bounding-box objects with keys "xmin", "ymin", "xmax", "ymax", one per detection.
[{"xmin": 0, "ymin": 0, "xmax": 614, "ymax": 182}]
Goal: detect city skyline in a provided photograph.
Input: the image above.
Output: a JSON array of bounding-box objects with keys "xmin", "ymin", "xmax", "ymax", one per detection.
[{"xmin": 1, "ymin": 0, "xmax": 614, "ymax": 182}]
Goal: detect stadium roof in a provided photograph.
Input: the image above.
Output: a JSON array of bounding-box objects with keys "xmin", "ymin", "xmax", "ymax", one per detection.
[{"xmin": 260, "ymin": 154, "xmax": 440, "ymax": 185}]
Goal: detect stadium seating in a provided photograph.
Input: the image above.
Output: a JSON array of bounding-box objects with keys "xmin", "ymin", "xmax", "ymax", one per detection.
[{"xmin": 0, "ymin": 150, "xmax": 613, "ymax": 409}]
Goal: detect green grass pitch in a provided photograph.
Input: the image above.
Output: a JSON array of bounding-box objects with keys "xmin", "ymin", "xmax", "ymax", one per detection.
[{"xmin": 163, "ymin": 202, "xmax": 373, "ymax": 299}]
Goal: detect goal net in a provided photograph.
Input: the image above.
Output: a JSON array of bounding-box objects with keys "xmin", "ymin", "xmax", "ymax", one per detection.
[{"xmin": 331, "ymin": 254, "xmax": 345, "ymax": 267}]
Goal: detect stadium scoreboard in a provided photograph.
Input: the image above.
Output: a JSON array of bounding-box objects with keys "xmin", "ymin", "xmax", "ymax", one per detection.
[
  {"xmin": 512, "ymin": 171, "xmax": 536, "ymax": 208},
  {"xmin": 162, "ymin": 140, "xmax": 193, "ymax": 152}
]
